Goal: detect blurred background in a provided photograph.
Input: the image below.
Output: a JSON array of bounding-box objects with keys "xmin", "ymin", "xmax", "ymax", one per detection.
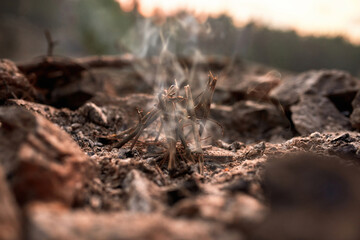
[{"xmin": 0, "ymin": 0, "xmax": 359, "ymax": 76}]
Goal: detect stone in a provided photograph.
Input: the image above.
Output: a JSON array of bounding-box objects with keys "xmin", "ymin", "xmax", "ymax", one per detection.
[
  {"xmin": 290, "ymin": 94, "xmax": 351, "ymax": 135},
  {"xmin": 0, "ymin": 167, "xmax": 21, "ymax": 240},
  {"xmin": 211, "ymin": 100, "xmax": 291, "ymax": 143},
  {"xmin": 0, "ymin": 106, "xmax": 94, "ymax": 206},
  {"xmin": 350, "ymin": 90, "xmax": 360, "ymax": 130},
  {"xmin": 48, "ymin": 72, "xmax": 100, "ymax": 110},
  {"xmin": 215, "ymin": 70, "xmax": 281, "ymax": 104},
  {"xmin": 255, "ymin": 153, "xmax": 360, "ymax": 240},
  {"xmin": 79, "ymin": 102, "xmax": 108, "ymax": 126},
  {"xmin": 122, "ymin": 169, "xmax": 163, "ymax": 212},
  {"xmin": 26, "ymin": 203, "xmax": 243, "ymax": 240},
  {"xmin": 270, "ymin": 70, "xmax": 359, "ymax": 109}
]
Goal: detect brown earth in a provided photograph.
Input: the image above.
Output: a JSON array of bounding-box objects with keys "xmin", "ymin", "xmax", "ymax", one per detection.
[{"xmin": 1, "ymin": 56, "xmax": 360, "ymax": 240}]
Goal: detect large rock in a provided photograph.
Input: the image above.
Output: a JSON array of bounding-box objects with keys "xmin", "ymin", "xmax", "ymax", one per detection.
[
  {"xmin": 255, "ymin": 153, "xmax": 360, "ymax": 240},
  {"xmin": 0, "ymin": 106, "xmax": 94, "ymax": 206},
  {"xmin": 270, "ymin": 70, "xmax": 359, "ymax": 109},
  {"xmin": 0, "ymin": 59, "xmax": 37, "ymax": 103},
  {"xmin": 214, "ymin": 71, "xmax": 281, "ymax": 104},
  {"xmin": 211, "ymin": 100, "xmax": 291, "ymax": 143},
  {"xmin": 26, "ymin": 203, "xmax": 243, "ymax": 240},
  {"xmin": 0, "ymin": 167, "xmax": 21, "ymax": 240},
  {"xmin": 350, "ymin": 91, "xmax": 360, "ymax": 130},
  {"xmin": 290, "ymin": 94, "xmax": 351, "ymax": 135}
]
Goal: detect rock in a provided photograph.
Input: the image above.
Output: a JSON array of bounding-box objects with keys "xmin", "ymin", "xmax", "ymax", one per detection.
[
  {"xmin": 231, "ymin": 101, "xmax": 290, "ymax": 140},
  {"xmin": 0, "ymin": 59, "xmax": 37, "ymax": 103},
  {"xmin": 170, "ymin": 193, "xmax": 266, "ymax": 231},
  {"xmin": 211, "ymin": 59, "xmax": 286, "ymax": 103},
  {"xmin": 79, "ymin": 102, "xmax": 108, "ymax": 126},
  {"xmin": 327, "ymin": 133, "xmax": 360, "ymax": 160},
  {"xmin": 270, "ymin": 70, "xmax": 359, "ymax": 109},
  {"xmin": 290, "ymin": 94, "xmax": 351, "ymax": 135},
  {"xmin": 17, "ymin": 59, "xmax": 107, "ymax": 109},
  {"xmin": 0, "ymin": 167, "xmax": 21, "ymax": 240},
  {"xmin": 48, "ymin": 71, "xmax": 106, "ymax": 110},
  {"xmin": 123, "ymin": 170, "xmax": 163, "ymax": 212},
  {"xmin": 0, "ymin": 106, "xmax": 94, "ymax": 206},
  {"xmin": 212, "ymin": 101, "xmax": 291, "ymax": 143},
  {"xmin": 26, "ymin": 203, "xmax": 243, "ymax": 240},
  {"xmin": 245, "ymin": 141, "xmax": 266, "ymax": 159},
  {"xmin": 233, "ymin": 71, "xmax": 282, "ymax": 100},
  {"xmin": 255, "ymin": 153, "xmax": 360, "ymax": 240},
  {"xmin": 350, "ymin": 91, "xmax": 360, "ymax": 130},
  {"xmin": 91, "ymin": 68, "xmax": 153, "ymax": 95}
]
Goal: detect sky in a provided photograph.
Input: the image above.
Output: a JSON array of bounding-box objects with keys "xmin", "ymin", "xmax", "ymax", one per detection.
[{"xmin": 117, "ymin": 0, "xmax": 360, "ymax": 44}]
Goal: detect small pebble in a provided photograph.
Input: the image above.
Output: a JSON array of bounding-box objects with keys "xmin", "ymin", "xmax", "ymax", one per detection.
[
  {"xmin": 77, "ymin": 131, "xmax": 85, "ymax": 139},
  {"xmin": 64, "ymin": 126, "xmax": 72, "ymax": 132},
  {"xmin": 90, "ymin": 196, "xmax": 102, "ymax": 209},
  {"xmin": 71, "ymin": 123, "xmax": 82, "ymax": 130},
  {"xmin": 88, "ymin": 140, "xmax": 95, "ymax": 148},
  {"xmin": 230, "ymin": 141, "xmax": 245, "ymax": 151},
  {"xmin": 310, "ymin": 132, "xmax": 321, "ymax": 138},
  {"xmin": 80, "ymin": 102, "xmax": 108, "ymax": 126}
]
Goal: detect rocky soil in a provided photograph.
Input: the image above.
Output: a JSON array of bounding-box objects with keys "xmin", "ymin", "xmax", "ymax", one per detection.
[{"xmin": 1, "ymin": 56, "xmax": 360, "ymax": 240}]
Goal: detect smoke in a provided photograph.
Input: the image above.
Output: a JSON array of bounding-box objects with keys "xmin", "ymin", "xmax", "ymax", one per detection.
[{"xmin": 119, "ymin": 12, "xmax": 212, "ymax": 93}]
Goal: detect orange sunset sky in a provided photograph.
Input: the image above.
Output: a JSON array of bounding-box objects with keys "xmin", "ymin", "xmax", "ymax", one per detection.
[{"xmin": 117, "ymin": 0, "xmax": 360, "ymax": 44}]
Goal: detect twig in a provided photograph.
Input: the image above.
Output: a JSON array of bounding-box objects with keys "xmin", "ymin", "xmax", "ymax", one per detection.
[
  {"xmin": 194, "ymin": 72, "xmax": 217, "ymax": 136},
  {"xmin": 185, "ymin": 85, "xmax": 204, "ymax": 174},
  {"xmin": 44, "ymin": 30, "xmax": 58, "ymax": 57}
]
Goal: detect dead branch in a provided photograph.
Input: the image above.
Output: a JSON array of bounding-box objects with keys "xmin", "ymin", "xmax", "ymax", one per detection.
[{"xmin": 44, "ymin": 30, "xmax": 58, "ymax": 57}]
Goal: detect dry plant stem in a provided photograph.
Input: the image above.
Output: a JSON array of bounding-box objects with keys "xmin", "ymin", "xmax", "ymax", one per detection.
[
  {"xmin": 158, "ymin": 95, "xmax": 177, "ymax": 170},
  {"xmin": 111, "ymin": 77, "xmax": 216, "ymax": 174},
  {"xmin": 114, "ymin": 109, "xmax": 161, "ymax": 149},
  {"xmin": 116, "ymin": 109, "xmax": 143, "ymax": 138},
  {"xmin": 154, "ymin": 121, "xmax": 163, "ymax": 142},
  {"xmin": 185, "ymin": 85, "xmax": 204, "ymax": 174},
  {"xmin": 177, "ymin": 121, "xmax": 192, "ymax": 160},
  {"xmin": 44, "ymin": 30, "xmax": 58, "ymax": 57},
  {"xmin": 194, "ymin": 73, "xmax": 217, "ymax": 136}
]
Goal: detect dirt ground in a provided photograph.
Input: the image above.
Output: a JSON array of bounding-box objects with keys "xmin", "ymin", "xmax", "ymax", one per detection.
[{"xmin": 1, "ymin": 56, "xmax": 360, "ymax": 240}]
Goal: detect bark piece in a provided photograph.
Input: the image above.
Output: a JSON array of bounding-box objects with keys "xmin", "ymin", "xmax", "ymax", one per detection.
[
  {"xmin": 0, "ymin": 59, "xmax": 37, "ymax": 103},
  {"xmin": 0, "ymin": 167, "xmax": 21, "ymax": 240},
  {"xmin": 0, "ymin": 106, "xmax": 93, "ymax": 206}
]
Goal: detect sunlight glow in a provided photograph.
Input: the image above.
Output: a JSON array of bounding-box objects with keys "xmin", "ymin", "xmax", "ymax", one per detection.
[{"xmin": 117, "ymin": 0, "xmax": 360, "ymax": 44}]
